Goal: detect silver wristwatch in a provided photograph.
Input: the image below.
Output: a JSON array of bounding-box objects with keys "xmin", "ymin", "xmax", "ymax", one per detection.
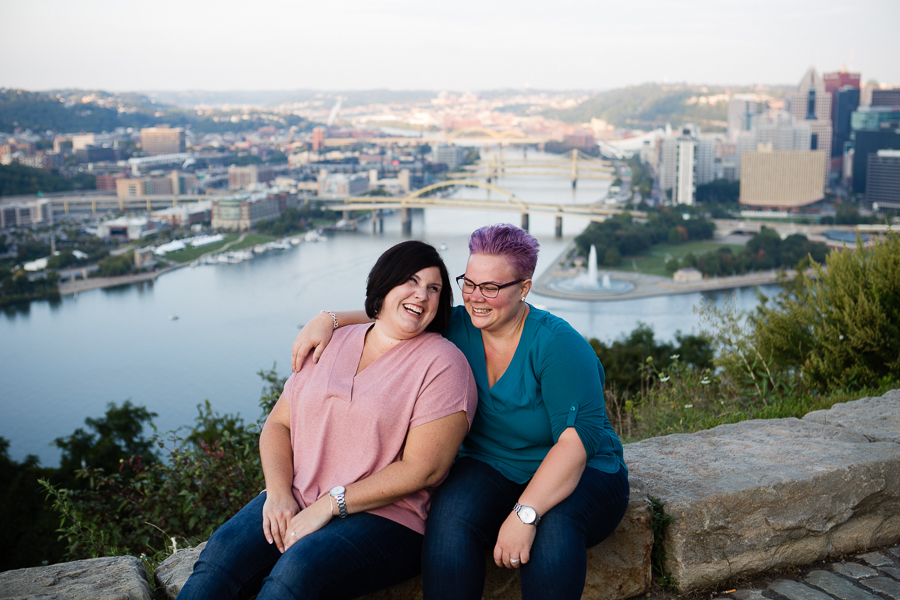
[
  {"xmin": 330, "ymin": 485, "xmax": 348, "ymax": 518},
  {"xmin": 514, "ymin": 502, "xmax": 541, "ymax": 525}
]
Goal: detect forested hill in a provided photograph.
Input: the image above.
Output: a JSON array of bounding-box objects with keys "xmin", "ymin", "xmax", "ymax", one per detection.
[
  {"xmin": 542, "ymin": 83, "xmax": 788, "ymax": 131},
  {"xmin": 0, "ymin": 89, "xmax": 312, "ymax": 134}
]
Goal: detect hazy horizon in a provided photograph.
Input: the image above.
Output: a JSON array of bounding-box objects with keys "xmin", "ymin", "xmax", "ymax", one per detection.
[{"xmin": 2, "ymin": 0, "xmax": 898, "ymax": 93}]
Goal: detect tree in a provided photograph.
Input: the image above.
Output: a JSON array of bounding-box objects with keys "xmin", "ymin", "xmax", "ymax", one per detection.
[
  {"xmin": 53, "ymin": 401, "xmax": 158, "ymax": 484},
  {"xmin": 754, "ymin": 232, "xmax": 900, "ymax": 391}
]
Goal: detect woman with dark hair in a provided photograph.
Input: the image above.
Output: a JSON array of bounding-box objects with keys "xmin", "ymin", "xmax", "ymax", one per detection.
[
  {"xmin": 292, "ymin": 225, "xmax": 628, "ymax": 600},
  {"xmin": 177, "ymin": 241, "xmax": 477, "ymax": 600}
]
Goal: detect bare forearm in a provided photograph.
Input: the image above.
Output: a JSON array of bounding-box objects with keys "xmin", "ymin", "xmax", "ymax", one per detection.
[
  {"xmin": 260, "ymin": 419, "xmax": 294, "ymax": 497},
  {"xmin": 517, "ymin": 428, "xmax": 587, "ymax": 517},
  {"xmin": 338, "ymin": 412, "xmax": 469, "ymax": 516}
]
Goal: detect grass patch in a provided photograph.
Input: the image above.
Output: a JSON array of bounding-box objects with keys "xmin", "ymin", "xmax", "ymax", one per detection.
[
  {"xmin": 609, "ymin": 373, "xmax": 898, "ymax": 445},
  {"xmin": 163, "ymin": 235, "xmax": 239, "ymax": 263},
  {"xmin": 611, "ymin": 241, "xmax": 746, "ymax": 277},
  {"xmin": 227, "ymin": 234, "xmax": 276, "ymax": 252}
]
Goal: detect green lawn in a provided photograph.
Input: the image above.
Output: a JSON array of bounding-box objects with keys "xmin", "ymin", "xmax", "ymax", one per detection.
[
  {"xmin": 163, "ymin": 235, "xmax": 240, "ymax": 263},
  {"xmin": 610, "ymin": 241, "xmax": 746, "ymax": 277},
  {"xmin": 227, "ymin": 234, "xmax": 276, "ymax": 252}
]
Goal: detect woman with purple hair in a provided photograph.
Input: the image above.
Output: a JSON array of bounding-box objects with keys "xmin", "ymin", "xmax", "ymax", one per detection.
[{"xmin": 292, "ymin": 224, "xmax": 628, "ymax": 599}]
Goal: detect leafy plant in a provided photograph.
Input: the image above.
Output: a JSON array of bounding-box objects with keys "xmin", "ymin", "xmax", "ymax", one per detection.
[{"xmin": 753, "ymin": 232, "xmax": 900, "ymax": 391}]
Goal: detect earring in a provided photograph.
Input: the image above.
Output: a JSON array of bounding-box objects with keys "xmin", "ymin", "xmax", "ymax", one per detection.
[{"xmin": 520, "ymin": 297, "xmax": 525, "ymax": 302}]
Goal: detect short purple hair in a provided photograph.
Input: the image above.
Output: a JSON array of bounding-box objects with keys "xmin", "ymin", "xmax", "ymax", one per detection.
[{"xmin": 468, "ymin": 223, "xmax": 540, "ymax": 279}]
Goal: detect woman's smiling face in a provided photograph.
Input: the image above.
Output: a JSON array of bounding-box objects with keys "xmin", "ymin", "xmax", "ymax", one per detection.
[
  {"xmin": 461, "ymin": 253, "xmax": 530, "ymax": 333},
  {"xmin": 378, "ymin": 266, "xmax": 443, "ymax": 339}
]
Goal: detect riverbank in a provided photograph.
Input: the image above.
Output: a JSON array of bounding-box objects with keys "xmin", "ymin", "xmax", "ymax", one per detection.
[
  {"xmin": 57, "ymin": 264, "xmax": 186, "ymax": 296},
  {"xmin": 532, "ymin": 242, "xmax": 797, "ymax": 301}
]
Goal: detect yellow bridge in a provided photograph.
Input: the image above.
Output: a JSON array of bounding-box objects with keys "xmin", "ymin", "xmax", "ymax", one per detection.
[{"xmin": 338, "ymin": 179, "xmax": 642, "ymax": 236}]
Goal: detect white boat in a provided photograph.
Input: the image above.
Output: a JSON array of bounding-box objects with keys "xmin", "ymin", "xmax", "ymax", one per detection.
[
  {"xmin": 169, "ymin": 314, "xmax": 179, "ymax": 321},
  {"xmin": 290, "ymin": 237, "xmax": 301, "ymax": 246},
  {"xmin": 304, "ymin": 230, "xmax": 325, "ymax": 242}
]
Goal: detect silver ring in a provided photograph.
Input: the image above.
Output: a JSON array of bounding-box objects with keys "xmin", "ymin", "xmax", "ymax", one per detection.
[
  {"xmin": 291, "ymin": 532, "xmax": 296, "ymax": 537},
  {"xmin": 510, "ymin": 558, "xmax": 520, "ymax": 564}
]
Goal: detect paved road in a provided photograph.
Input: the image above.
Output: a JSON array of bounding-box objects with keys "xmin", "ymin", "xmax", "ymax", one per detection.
[{"xmin": 649, "ymin": 544, "xmax": 900, "ymax": 600}]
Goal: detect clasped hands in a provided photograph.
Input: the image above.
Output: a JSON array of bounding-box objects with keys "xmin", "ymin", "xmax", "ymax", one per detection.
[{"xmin": 262, "ymin": 491, "xmax": 334, "ymax": 553}]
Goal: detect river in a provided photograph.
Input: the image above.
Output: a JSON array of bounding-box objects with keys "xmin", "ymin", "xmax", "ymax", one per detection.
[{"xmin": 0, "ymin": 149, "xmax": 772, "ymax": 466}]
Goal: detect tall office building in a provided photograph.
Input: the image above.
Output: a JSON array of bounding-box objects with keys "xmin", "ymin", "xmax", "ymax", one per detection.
[
  {"xmin": 865, "ymin": 150, "xmax": 900, "ymax": 205},
  {"xmin": 312, "ymin": 127, "xmax": 326, "ymax": 152},
  {"xmin": 673, "ymin": 137, "xmax": 696, "ymax": 206},
  {"xmin": 141, "ymin": 126, "xmax": 186, "ymax": 155},
  {"xmin": 228, "ymin": 164, "xmax": 276, "ymax": 190},
  {"xmin": 872, "ymin": 89, "xmax": 900, "ymax": 107},
  {"xmin": 727, "ymin": 94, "xmax": 763, "ymax": 143},
  {"xmin": 824, "ymin": 66, "xmax": 861, "ymax": 161},
  {"xmin": 832, "ymin": 87, "xmax": 860, "ymax": 159},
  {"xmin": 658, "ymin": 125, "xmax": 715, "ymax": 203},
  {"xmin": 784, "ymin": 68, "xmax": 832, "ymax": 184},
  {"xmin": 851, "ymin": 129, "xmax": 900, "ymax": 194}
]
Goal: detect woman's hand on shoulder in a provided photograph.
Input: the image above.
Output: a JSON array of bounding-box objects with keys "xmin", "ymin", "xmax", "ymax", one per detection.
[
  {"xmin": 262, "ymin": 490, "xmax": 301, "ymax": 553},
  {"xmin": 493, "ymin": 511, "xmax": 537, "ymax": 569},
  {"xmin": 291, "ymin": 312, "xmax": 336, "ymax": 372},
  {"xmin": 283, "ymin": 495, "xmax": 334, "ymax": 550}
]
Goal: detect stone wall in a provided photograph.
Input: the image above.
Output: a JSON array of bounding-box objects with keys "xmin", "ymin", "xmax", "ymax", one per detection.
[{"xmin": 3, "ymin": 390, "xmax": 897, "ymax": 599}]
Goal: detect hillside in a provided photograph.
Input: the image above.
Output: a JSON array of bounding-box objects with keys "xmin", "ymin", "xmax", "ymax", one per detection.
[{"xmin": 542, "ymin": 83, "xmax": 787, "ymax": 130}]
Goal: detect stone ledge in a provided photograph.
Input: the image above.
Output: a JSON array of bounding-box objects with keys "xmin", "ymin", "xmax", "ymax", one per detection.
[
  {"xmin": 15, "ymin": 389, "xmax": 900, "ymax": 599},
  {"xmin": 153, "ymin": 479, "xmax": 653, "ymax": 600},
  {"xmin": 0, "ymin": 556, "xmax": 152, "ymax": 600},
  {"xmin": 625, "ymin": 390, "xmax": 900, "ymax": 591}
]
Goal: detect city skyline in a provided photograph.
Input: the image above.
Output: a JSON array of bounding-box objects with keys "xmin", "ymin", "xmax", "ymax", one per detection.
[{"xmin": 2, "ymin": 0, "xmax": 899, "ymax": 93}]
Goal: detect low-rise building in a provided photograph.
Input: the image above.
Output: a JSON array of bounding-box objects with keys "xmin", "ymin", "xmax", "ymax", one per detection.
[
  {"xmin": 211, "ymin": 193, "xmax": 286, "ymax": 231},
  {"xmin": 317, "ymin": 172, "xmax": 369, "ymax": 197},
  {"xmin": 739, "ymin": 148, "xmax": 826, "ymax": 209},
  {"xmin": 228, "ymin": 164, "xmax": 276, "ymax": 190},
  {"xmin": 151, "ymin": 201, "xmax": 212, "ymax": 228},
  {"xmin": 0, "ymin": 199, "xmax": 53, "ymax": 229},
  {"xmin": 96, "ymin": 216, "xmax": 167, "ymax": 240}
]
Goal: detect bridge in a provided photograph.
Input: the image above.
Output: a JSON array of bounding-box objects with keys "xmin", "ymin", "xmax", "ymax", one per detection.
[
  {"xmin": 321, "ymin": 127, "xmax": 558, "ymax": 148},
  {"xmin": 461, "ymin": 150, "xmax": 617, "ymax": 187},
  {"xmin": 334, "ymin": 179, "xmax": 643, "ymax": 236}
]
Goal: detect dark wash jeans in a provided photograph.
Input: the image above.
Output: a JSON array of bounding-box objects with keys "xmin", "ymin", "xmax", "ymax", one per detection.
[
  {"xmin": 422, "ymin": 457, "xmax": 630, "ymax": 600},
  {"xmin": 176, "ymin": 492, "xmax": 423, "ymax": 600}
]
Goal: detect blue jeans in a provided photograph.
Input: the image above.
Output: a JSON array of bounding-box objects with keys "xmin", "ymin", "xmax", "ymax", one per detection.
[
  {"xmin": 177, "ymin": 492, "xmax": 423, "ymax": 600},
  {"xmin": 422, "ymin": 457, "xmax": 629, "ymax": 600}
]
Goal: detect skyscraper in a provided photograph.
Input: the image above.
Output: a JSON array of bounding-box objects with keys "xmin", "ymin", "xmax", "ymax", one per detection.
[
  {"xmin": 784, "ymin": 68, "xmax": 832, "ymax": 185},
  {"xmin": 727, "ymin": 94, "xmax": 763, "ymax": 143}
]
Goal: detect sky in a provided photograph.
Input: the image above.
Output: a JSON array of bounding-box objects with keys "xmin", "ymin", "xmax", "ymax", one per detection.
[{"xmin": 2, "ymin": 0, "xmax": 899, "ymax": 93}]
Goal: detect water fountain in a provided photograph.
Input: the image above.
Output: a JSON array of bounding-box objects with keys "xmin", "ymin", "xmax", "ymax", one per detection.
[{"xmin": 546, "ymin": 245, "xmax": 635, "ymax": 295}]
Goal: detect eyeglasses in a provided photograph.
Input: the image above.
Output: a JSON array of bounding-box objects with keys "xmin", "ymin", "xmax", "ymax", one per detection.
[{"xmin": 456, "ymin": 275, "xmax": 524, "ymax": 298}]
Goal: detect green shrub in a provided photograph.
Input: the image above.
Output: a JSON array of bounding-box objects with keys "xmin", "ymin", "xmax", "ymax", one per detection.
[{"xmin": 753, "ymin": 232, "xmax": 900, "ymax": 391}]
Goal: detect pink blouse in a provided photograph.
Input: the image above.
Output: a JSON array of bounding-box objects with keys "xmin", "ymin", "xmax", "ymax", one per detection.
[{"xmin": 283, "ymin": 324, "xmax": 477, "ymax": 534}]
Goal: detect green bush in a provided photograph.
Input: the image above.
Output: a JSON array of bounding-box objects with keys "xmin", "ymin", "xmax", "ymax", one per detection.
[
  {"xmin": 753, "ymin": 232, "xmax": 900, "ymax": 391},
  {"xmin": 41, "ymin": 368, "xmax": 286, "ymax": 564}
]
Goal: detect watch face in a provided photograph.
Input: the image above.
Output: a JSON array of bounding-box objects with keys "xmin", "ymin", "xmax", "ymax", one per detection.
[
  {"xmin": 330, "ymin": 486, "xmax": 345, "ymax": 496},
  {"xmin": 518, "ymin": 506, "xmax": 537, "ymax": 524}
]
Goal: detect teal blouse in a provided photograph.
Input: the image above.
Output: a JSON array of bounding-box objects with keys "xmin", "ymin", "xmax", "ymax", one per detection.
[{"xmin": 444, "ymin": 305, "xmax": 626, "ymax": 484}]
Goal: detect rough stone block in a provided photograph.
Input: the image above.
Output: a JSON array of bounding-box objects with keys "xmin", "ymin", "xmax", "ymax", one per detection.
[
  {"xmin": 860, "ymin": 577, "xmax": 900, "ymax": 599},
  {"xmin": 882, "ymin": 566, "xmax": 900, "ymax": 580},
  {"xmin": 154, "ymin": 542, "xmax": 206, "ymax": 599},
  {"xmin": 624, "ymin": 418, "xmax": 900, "ymax": 591},
  {"xmin": 155, "ymin": 481, "xmax": 652, "ymax": 600},
  {"xmin": 831, "ymin": 562, "xmax": 879, "ymax": 579},
  {"xmin": 0, "ymin": 556, "xmax": 151, "ymax": 600},
  {"xmin": 770, "ymin": 579, "xmax": 834, "ymax": 600},
  {"xmin": 805, "ymin": 570, "xmax": 880, "ymax": 600},
  {"xmin": 856, "ymin": 552, "xmax": 893, "ymax": 567},
  {"xmin": 803, "ymin": 391, "xmax": 900, "ymax": 443}
]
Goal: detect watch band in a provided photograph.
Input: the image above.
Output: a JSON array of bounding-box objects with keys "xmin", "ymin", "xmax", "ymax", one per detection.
[
  {"xmin": 514, "ymin": 502, "xmax": 541, "ymax": 525},
  {"xmin": 330, "ymin": 486, "xmax": 348, "ymax": 518}
]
